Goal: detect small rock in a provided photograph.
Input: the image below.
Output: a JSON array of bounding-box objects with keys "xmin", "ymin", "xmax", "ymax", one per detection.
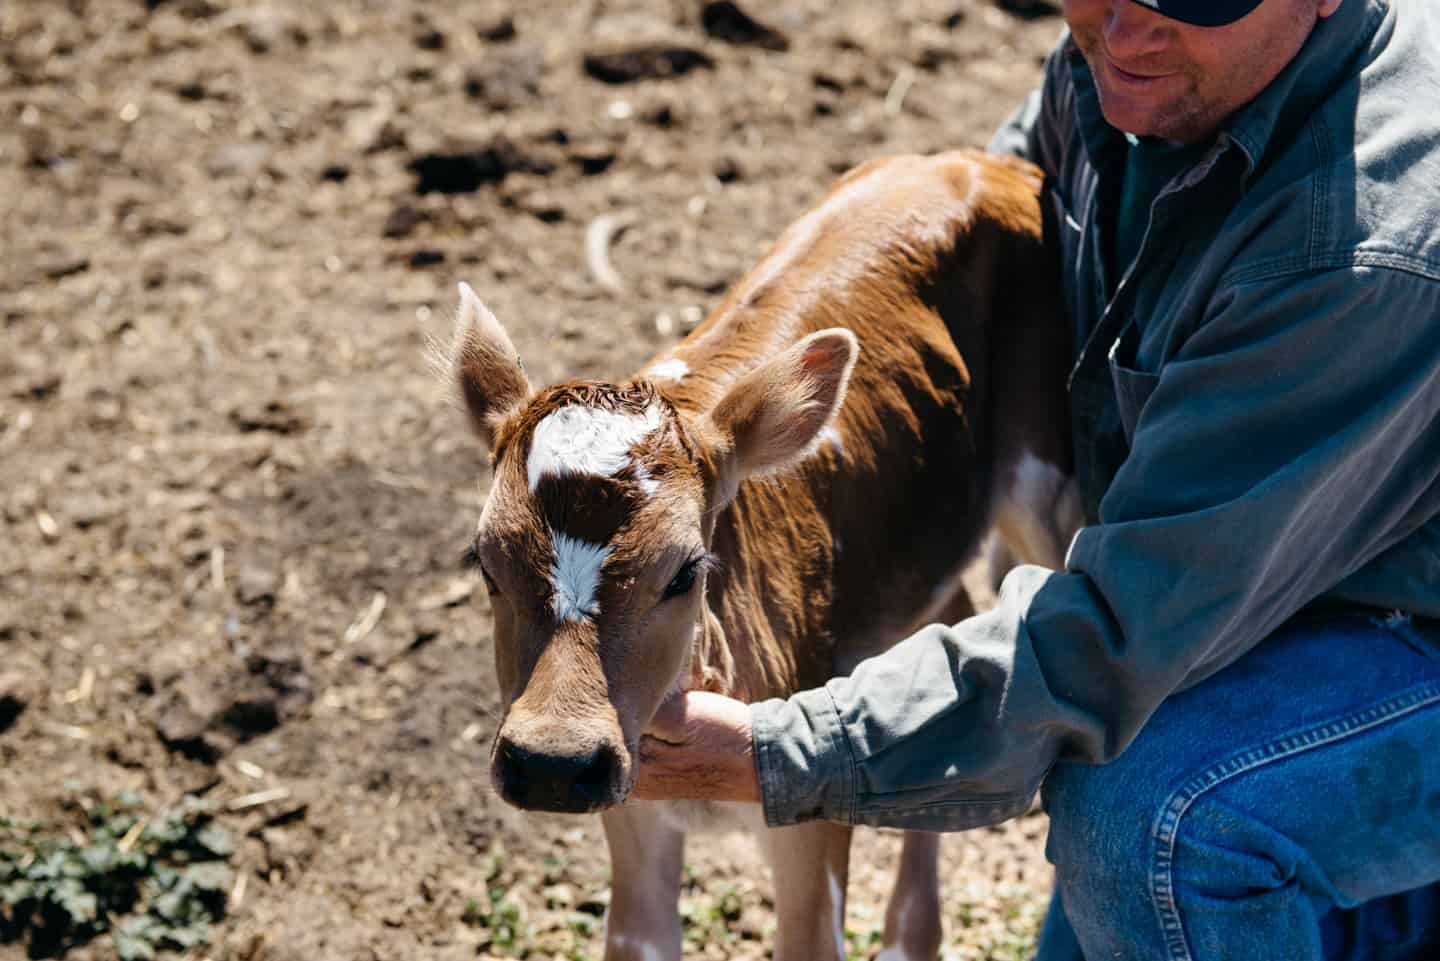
[
  {"xmin": 700, "ymin": 1, "xmax": 790, "ymax": 51},
  {"xmin": 207, "ymin": 142, "xmax": 271, "ymax": 178},
  {"xmin": 237, "ymin": 8, "xmax": 303, "ymax": 53},
  {"xmin": 418, "ymin": 578, "xmax": 475, "ymax": 611},
  {"xmin": 570, "ymin": 143, "xmax": 617, "ymax": 176},
  {"xmin": 221, "ymin": 695, "xmax": 281, "ymax": 736},
  {"xmin": 414, "ymin": 26, "xmax": 445, "ymax": 50},
  {"xmin": 155, "ymin": 683, "xmax": 220, "ymax": 758},
  {"xmin": 582, "ymin": 43, "xmax": 714, "ymax": 85},
  {"xmin": 463, "ymin": 45, "xmax": 544, "ymax": 111},
  {"xmin": 996, "ymin": 0, "xmax": 1061, "ymax": 18},
  {"xmin": 382, "ymin": 204, "xmax": 426, "ymax": 239},
  {"xmin": 477, "ymin": 15, "xmax": 516, "ymax": 42},
  {"xmin": 513, "ymin": 191, "xmax": 565, "ymax": 223},
  {"xmin": 58, "ymin": 494, "xmax": 117, "ymax": 529},
  {"xmin": 14, "ymin": 370, "xmax": 62, "ymax": 401},
  {"xmin": 408, "ymin": 139, "xmax": 554, "ymax": 195},
  {"xmin": 347, "ymin": 111, "xmax": 406, "ymax": 154},
  {"xmin": 230, "ymin": 399, "xmax": 308, "ymax": 434},
  {"xmin": 38, "ymin": 251, "xmax": 90, "ymax": 280},
  {"xmin": 236, "ymin": 566, "xmax": 278, "ymax": 606},
  {"xmin": 409, "ymin": 249, "xmax": 445, "ymax": 268},
  {"xmin": 713, "ymin": 156, "xmax": 742, "ymax": 183},
  {"xmin": 0, "ymin": 671, "xmax": 35, "ymax": 733},
  {"xmin": 320, "ymin": 163, "xmax": 350, "ymax": 182}
]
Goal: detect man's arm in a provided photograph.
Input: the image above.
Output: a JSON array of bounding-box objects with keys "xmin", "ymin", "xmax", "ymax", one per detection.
[{"xmin": 746, "ymin": 265, "xmax": 1440, "ymax": 830}]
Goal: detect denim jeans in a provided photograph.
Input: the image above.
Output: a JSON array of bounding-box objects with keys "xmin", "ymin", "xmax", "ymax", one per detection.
[{"xmin": 1034, "ymin": 611, "xmax": 1440, "ymax": 961}]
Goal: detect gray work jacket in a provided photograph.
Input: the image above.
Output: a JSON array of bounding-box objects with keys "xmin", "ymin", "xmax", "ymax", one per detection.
[{"xmin": 751, "ymin": 0, "xmax": 1440, "ymax": 831}]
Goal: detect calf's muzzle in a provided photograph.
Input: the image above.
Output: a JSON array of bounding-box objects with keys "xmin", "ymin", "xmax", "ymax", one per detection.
[{"xmin": 493, "ymin": 733, "xmax": 625, "ymax": 813}]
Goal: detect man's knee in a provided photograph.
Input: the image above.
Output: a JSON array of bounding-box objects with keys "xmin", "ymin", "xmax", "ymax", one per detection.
[{"xmin": 1043, "ymin": 756, "xmax": 1167, "ymax": 893}]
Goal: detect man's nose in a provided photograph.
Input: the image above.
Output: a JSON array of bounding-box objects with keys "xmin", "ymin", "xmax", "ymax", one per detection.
[{"xmin": 1103, "ymin": 0, "xmax": 1175, "ymax": 61}]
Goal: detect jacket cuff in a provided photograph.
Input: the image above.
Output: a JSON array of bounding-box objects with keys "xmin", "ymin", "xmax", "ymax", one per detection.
[{"xmin": 751, "ymin": 685, "xmax": 857, "ymax": 827}]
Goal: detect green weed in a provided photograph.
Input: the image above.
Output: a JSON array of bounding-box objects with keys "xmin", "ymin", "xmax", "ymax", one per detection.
[{"xmin": 0, "ymin": 794, "xmax": 234, "ymax": 959}]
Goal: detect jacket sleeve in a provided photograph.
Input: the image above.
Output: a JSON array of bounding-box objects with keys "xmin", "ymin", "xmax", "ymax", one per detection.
[{"xmin": 752, "ymin": 265, "xmax": 1440, "ymax": 830}]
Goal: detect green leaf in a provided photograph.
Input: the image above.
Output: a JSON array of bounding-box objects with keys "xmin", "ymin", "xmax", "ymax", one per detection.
[
  {"xmin": 2, "ymin": 879, "xmax": 36, "ymax": 905},
  {"xmin": 194, "ymin": 824, "xmax": 235, "ymax": 859},
  {"xmin": 159, "ymin": 919, "xmax": 210, "ymax": 948},
  {"xmin": 115, "ymin": 916, "xmax": 163, "ymax": 961},
  {"xmin": 182, "ymin": 861, "xmax": 234, "ymax": 895},
  {"xmin": 53, "ymin": 878, "xmax": 99, "ymax": 924}
]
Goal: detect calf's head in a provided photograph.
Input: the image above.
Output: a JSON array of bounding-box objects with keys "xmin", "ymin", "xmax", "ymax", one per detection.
[{"xmin": 447, "ymin": 283, "xmax": 856, "ymax": 813}]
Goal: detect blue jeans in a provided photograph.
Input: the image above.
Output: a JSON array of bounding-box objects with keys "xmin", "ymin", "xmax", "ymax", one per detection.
[{"xmin": 1034, "ymin": 611, "xmax": 1440, "ymax": 961}]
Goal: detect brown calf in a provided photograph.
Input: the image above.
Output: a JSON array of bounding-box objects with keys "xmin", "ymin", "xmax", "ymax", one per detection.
[{"xmin": 447, "ymin": 149, "xmax": 1078, "ymax": 961}]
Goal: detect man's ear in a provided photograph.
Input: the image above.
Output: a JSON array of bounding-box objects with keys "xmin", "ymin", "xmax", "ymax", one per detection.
[
  {"xmin": 702, "ymin": 328, "xmax": 858, "ymax": 496},
  {"xmin": 449, "ymin": 282, "xmax": 531, "ymax": 449}
]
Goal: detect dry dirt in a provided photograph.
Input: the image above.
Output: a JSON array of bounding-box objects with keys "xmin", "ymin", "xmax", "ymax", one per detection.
[{"xmin": 1, "ymin": 1, "xmax": 1063, "ymax": 958}]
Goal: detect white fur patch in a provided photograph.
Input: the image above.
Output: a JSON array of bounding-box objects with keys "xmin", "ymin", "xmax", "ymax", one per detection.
[
  {"xmin": 996, "ymin": 451, "xmax": 1079, "ymax": 570},
  {"xmin": 549, "ymin": 529, "xmax": 611, "ymax": 623},
  {"xmin": 875, "ymin": 948, "xmax": 920, "ymax": 961},
  {"xmin": 608, "ymin": 935, "xmax": 665, "ymax": 961},
  {"xmin": 828, "ymin": 870, "xmax": 846, "ymax": 960},
  {"xmin": 819, "ymin": 425, "xmax": 844, "ymax": 455},
  {"xmin": 876, "ymin": 898, "xmax": 916, "ymax": 961},
  {"xmin": 647, "ymin": 358, "xmax": 690, "ymax": 382},
  {"xmin": 634, "ymin": 465, "xmax": 661, "ymax": 497},
  {"xmin": 527, "ymin": 405, "xmax": 662, "ymax": 492}
]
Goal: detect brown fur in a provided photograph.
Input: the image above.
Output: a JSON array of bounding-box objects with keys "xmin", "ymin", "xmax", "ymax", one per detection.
[{"xmin": 450, "ymin": 149, "xmax": 1072, "ymax": 961}]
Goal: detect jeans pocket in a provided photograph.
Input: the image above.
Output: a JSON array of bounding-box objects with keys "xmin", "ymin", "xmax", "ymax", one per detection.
[{"xmin": 1371, "ymin": 610, "xmax": 1440, "ymax": 661}]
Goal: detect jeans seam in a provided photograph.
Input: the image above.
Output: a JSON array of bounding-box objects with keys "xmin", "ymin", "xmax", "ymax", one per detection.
[{"xmin": 1147, "ymin": 680, "xmax": 1440, "ymax": 961}]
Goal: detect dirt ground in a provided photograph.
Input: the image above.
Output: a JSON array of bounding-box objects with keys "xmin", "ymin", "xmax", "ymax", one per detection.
[{"xmin": 1, "ymin": 1, "xmax": 1063, "ymax": 958}]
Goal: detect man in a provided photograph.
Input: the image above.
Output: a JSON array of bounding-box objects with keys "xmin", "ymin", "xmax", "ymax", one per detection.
[{"xmin": 634, "ymin": 0, "xmax": 1440, "ymax": 958}]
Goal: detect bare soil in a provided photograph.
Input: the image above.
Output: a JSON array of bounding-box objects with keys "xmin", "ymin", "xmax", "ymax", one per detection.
[{"xmin": 0, "ymin": 1, "xmax": 1061, "ymax": 958}]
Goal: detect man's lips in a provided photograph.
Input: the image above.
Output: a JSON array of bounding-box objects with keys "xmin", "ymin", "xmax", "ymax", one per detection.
[{"xmin": 1106, "ymin": 56, "xmax": 1179, "ymax": 85}]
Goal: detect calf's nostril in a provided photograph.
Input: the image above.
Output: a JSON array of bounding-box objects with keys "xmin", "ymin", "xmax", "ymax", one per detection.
[{"xmin": 495, "ymin": 738, "xmax": 619, "ymax": 812}]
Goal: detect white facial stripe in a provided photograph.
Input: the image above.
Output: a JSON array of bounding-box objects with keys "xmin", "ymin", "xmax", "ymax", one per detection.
[
  {"xmin": 527, "ymin": 405, "xmax": 662, "ymax": 491},
  {"xmin": 647, "ymin": 357, "xmax": 690, "ymax": 382},
  {"xmin": 549, "ymin": 530, "xmax": 611, "ymax": 623},
  {"xmin": 819, "ymin": 425, "xmax": 844, "ymax": 454}
]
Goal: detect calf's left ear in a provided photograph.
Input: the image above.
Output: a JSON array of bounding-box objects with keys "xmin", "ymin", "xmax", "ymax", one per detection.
[
  {"xmin": 449, "ymin": 282, "xmax": 532, "ymax": 449},
  {"xmin": 701, "ymin": 328, "xmax": 858, "ymax": 495}
]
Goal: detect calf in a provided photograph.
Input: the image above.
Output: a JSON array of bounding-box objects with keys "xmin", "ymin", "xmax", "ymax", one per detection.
[{"xmin": 447, "ymin": 149, "xmax": 1078, "ymax": 961}]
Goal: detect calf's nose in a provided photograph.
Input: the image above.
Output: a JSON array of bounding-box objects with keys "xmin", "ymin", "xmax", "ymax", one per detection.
[{"xmin": 494, "ymin": 736, "xmax": 621, "ymax": 813}]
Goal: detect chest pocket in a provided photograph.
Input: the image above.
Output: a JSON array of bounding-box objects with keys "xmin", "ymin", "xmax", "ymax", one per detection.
[{"xmin": 1107, "ymin": 321, "xmax": 1161, "ymax": 446}]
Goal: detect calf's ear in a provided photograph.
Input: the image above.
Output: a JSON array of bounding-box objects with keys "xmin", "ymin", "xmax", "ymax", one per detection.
[
  {"xmin": 449, "ymin": 282, "xmax": 531, "ymax": 449},
  {"xmin": 702, "ymin": 328, "xmax": 858, "ymax": 496}
]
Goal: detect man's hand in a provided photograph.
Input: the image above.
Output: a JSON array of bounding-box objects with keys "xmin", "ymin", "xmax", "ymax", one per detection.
[{"xmin": 633, "ymin": 690, "xmax": 761, "ymax": 804}]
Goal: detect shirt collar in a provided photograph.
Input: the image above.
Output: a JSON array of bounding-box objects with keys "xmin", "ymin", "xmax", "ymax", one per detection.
[{"xmin": 1067, "ymin": 0, "xmax": 1390, "ymax": 185}]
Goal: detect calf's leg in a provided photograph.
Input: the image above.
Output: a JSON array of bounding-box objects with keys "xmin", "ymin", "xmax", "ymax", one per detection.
[
  {"xmin": 602, "ymin": 802, "xmax": 686, "ymax": 961},
  {"xmin": 879, "ymin": 830, "xmax": 943, "ymax": 961},
  {"xmin": 759, "ymin": 820, "xmax": 855, "ymax": 961}
]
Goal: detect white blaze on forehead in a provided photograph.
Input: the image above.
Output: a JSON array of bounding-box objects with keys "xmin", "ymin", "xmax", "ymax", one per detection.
[
  {"xmin": 646, "ymin": 357, "xmax": 690, "ymax": 382},
  {"xmin": 549, "ymin": 529, "xmax": 611, "ymax": 623},
  {"xmin": 526, "ymin": 404, "xmax": 662, "ymax": 491}
]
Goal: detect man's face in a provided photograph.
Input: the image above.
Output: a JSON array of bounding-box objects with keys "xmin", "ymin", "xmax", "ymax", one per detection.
[{"xmin": 1064, "ymin": 0, "xmax": 1341, "ymax": 144}]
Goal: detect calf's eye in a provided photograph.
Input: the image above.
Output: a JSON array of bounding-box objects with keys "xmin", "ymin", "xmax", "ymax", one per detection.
[
  {"xmin": 662, "ymin": 559, "xmax": 701, "ymax": 600},
  {"xmin": 463, "ymin": 543, "xmax": 500, "ymax": 595}
]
